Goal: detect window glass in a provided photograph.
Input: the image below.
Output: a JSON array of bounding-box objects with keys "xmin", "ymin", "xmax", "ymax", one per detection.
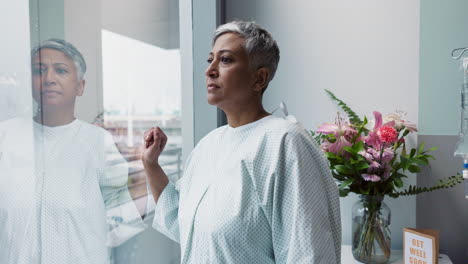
[{"xmin": 0, "ymin": 0, "xmax": 183, "ymax": 263}]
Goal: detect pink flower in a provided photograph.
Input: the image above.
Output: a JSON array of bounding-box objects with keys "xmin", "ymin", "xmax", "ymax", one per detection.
[
  {"xmin": 377, "ymin": 126, "xmax": 398, "ymax": 143},
  {"xmin": 369, "ymin": 161, "xmax": 381, "ymax": 170},
  {"xmin": 367, "ymin": 148, "xmax": 380, "ymax": 160},
  {"xmin": 365, "ymin": 131, "xmax": 382, "ymax": 148},
  {"xmin": 317, "ymin": 123, "xmax": 339, "ymax": 134},
  {"xmin": 373, "ymin": 111, "xmax": 383, "ymax": 130},
  {"xmin": 382, "ymin": 164, "xmax": 392, "ymax": 180},
  {"xmin": 317, "ymin": 118, "xmax": 356, "ymax": 156},
  {"xmin": 358, "ymin": 150, "xmax": 374, "ymax": 162},
  {"xmin": 320, "ymin": 141, "xmax": 331, "ymax": 152},
  {"xmin": 328, "ymin": 135, "xmax": 352, "ymax": 156},
  {"xmin": 362, "ymin": 174, "xmax": 381, "ymax": 182},
  {"xmin": 381, "ymin": 148, "xmax": 394, "ymax": 163},
  {"xmin": 365, "ymin": 111, "xmax": 383, "ymax": 148}
]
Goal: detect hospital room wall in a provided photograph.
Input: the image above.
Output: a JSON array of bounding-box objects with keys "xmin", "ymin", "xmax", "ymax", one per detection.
[
  {"xmin": 225, "ymin": 0, "xmax": 420, "ymax": 249},
  {"xmin": 416, "ymin": 1, "xmax": 468, "ymax": 262}
]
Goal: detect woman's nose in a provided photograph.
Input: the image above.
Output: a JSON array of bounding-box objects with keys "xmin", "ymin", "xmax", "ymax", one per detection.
[
  {"xmin": 205, "ymin": 62, "xmax": 218, "ymax": 78},
  {"xmin": 43, "ymin": 69, "xmax": 56, "ymax": 85}
]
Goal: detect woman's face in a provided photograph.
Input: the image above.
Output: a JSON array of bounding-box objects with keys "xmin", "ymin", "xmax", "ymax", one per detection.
[
  {"xmin": 205, "ymin": 33, "xmax": 257, "ymax": 109},
  {"xmin": 31, "ymin": 48, "xmax": 84, "ymax": 109}
]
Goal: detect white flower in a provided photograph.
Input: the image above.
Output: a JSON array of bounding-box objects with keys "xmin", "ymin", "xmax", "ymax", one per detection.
[{"xmin": 383, "ymin": 112, "xmax": 404, "ymax": 130}]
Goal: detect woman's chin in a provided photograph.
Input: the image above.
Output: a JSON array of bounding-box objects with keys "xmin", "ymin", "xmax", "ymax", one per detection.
[
  {"xmin": 39, "ymin": 102, "xmax": 72, "ymax": 112},
  {"xmin": 206, "ymin": 95, "xmax": 220, "ymax": 106}
]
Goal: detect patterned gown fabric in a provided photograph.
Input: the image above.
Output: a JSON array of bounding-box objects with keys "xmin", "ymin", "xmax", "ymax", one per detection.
[
  {"xmin": 0, "ymin": 118, "xmax": 144, "ymax": 264},
  {"xmin": 153, "ymin": 115, "xmax": 341, "ymax": 263}
]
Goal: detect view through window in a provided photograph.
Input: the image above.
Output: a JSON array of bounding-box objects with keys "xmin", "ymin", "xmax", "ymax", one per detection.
[{"xmin": 100, "ymin": 29, "xmax": 182, "ymax": 214}]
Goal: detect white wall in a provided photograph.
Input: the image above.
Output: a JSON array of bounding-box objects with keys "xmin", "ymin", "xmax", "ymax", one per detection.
[
  {"xmin": 226, "ymin": 0, "xmax": 420, "ymax": 249},
  {"xmin": 64, "ymin": 0, "xmax": 103, "ymax": 123}
]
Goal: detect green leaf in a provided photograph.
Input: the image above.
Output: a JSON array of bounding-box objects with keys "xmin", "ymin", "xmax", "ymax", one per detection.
[
  {"xmin": 418, "ymin": 142, "xmax": 426, "ymax": 154},
  {"xmin": 339, "ymin": 188, "xmax": 350, "ymax": 197},
  {"xmin": 359, "ymin": 186, "xmax": 370, "ymax": 195},
  {"xmin": 334, "ymin": 165, "xmax": 353, "ymax": 175},
  {"xmin": 425, "ymin": 146, "xmax": 437, "ymax": 153},
  {"xmin": 339, "ymin": 178, "xmax": 355, "ymax": 189},
  {"xmin": 412, "ymin": 158, "xmax": 429, "ymax": 166},
  {"xmin": 332, "ymin": 172, "xmax": 347, "ymax": 181},
  {"xmin": 353, "ymin": 141, "xmax": 364, "ymax": 152},
  {"xmin": 394, "ymin": 177, "xmax": 404, "ymax": 188},
  {"xmin": 355, "ymin": 162, "xmax": 370, "ymax": 171},
  {"xmin": 399, "ymin": 155, "xmax": 411, "ymax": 170},
  {"xmin": 343, "ymin": 146, "xmax": 355, "ymax": 154},
  {"xmin": 324, "ymin": 89, "xmax": 362, "ymax": 124},
  {"xmin": 326, "ymin": 152, "xmax": 338, "ymax": 159},
  {"xmin": 408, "ymin": 165, "xmax": 421, "ymax": 173},
  {"xmin": 391, "ymin": 174, "xmax": 464, "ymax": 196},
  {"xmin": 396, "ymin": 172, "xmax": 408, "ymax": 178}
]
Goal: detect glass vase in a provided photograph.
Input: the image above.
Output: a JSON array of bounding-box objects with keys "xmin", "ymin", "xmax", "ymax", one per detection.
[{"xmin": 352, "ymin": 195, "xmax": 391, "ymax": 263}]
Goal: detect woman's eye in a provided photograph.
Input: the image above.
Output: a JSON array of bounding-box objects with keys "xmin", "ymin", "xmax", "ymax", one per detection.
[
  {"xmin": 56, "ymin": 68, "xmax": 68, "ymax": 74},
  {"xmin": 221, "ymin": 57, "xmax": 232, "ymax": 63},
  {"xmin": 207, "ymin": 58, "xmax": 213, "ymax": 64},
  {"xmin": 32, "ymin": 68, "xmax": 44, "ymax": 75}
]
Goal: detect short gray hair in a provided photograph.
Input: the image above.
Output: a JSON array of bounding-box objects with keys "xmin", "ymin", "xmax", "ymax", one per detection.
[
  {"xmin": 213, "ymin": 21, "xmax": 280, "ymax": 82},
  {"xmin": 31, "ymin": 38, "xmax": 87, "ymax": 80}
]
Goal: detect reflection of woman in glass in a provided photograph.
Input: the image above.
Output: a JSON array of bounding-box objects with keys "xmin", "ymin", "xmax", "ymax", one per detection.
[
  {"xmin": 143, "ymin": 21, "xmax": 341, "ymax": 263},
  {"xmin": 0, "ymin": 39, "xmax": 143, "ymax": 264}
]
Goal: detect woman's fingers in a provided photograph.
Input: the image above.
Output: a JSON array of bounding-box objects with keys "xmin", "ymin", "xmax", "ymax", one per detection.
[
  {"xmin": 144, "ymin": 128, "xmax": 154, "ymax": 148},
  {"xmin": 144, "ymin": 128, "xmax": 152, "ymax": 141},
  {"xmin": 160, "ymin": 131, "xmax": 167, "ymax": 150},
  {"xmin": 142, "ymin": 127, "xmax": 168, "ymax": 166},
  {"xmin": 146, "ymin": 127, "xmax": 167, "ymax": 152}
]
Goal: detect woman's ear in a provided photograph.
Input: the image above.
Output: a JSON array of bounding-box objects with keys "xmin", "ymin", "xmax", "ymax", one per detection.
[
  {"xmin": 253, "ymin": 67, "xmax": 270, "ymax": 93},
  {"xmin": 77, "ymin": 79, "xmax": 85, "ymax": 96}
]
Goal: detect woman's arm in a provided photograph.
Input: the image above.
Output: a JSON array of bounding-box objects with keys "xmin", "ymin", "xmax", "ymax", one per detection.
[
  {"xmin": 271, "ymin": 128, "xmax": 341, "ymax": 263},
  {"xmin": 142, "ymin": 127, "xmax": 180, "ymax": 242},
  {"xmin": 142, "ymin": 127, "xmax": 169, "ymax": 204}
]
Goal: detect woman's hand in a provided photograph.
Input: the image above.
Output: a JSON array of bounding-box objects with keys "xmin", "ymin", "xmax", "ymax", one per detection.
[
  {"xmin": 142, "ymin": 126, "xmax": 168, "ymax": 167},
  {"xmin": 141, "ymin": 127, "xmax": 169, "ymax": 203}
]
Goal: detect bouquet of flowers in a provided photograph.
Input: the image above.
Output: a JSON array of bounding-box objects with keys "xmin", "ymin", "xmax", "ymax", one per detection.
[
  {"xmin": 313, "ymin": 90, "xmax": 462, "ymax": 198},
  {"xmin": 312, "ymin": 90, "xmax": 463, "ymax": 263}
]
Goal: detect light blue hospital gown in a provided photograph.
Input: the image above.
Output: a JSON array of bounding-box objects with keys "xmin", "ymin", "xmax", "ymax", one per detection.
[
  {"xmin": 153, "ymin": 115, "xmax": 341, "ymax": 263},
  {"xmin": 0, "ymin": 118, "xmax": 143, "ymax": 264}
]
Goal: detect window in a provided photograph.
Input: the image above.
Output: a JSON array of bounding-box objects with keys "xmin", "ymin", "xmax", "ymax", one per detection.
[{"xmin": 0, "ymin": 0, "xmax": 184, "ymax": 263}]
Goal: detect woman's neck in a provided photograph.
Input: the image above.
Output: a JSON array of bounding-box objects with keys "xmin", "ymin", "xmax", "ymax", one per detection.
[
  {"xmin": 34, "ymin": 108, "xmax": 76, "ymax": 127},
  {"xmin": 224, "ymin": 102, "xmax": 270, "ymax": 128}
]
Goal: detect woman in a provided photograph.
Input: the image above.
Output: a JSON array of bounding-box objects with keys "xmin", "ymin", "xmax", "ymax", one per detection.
[
  {"xmin": 0, "ymin": 39, "xmax": 143, "ymax": 264},
  {"xmin": 143, "ymin": 21, "xmax": 341, "ymax": 263}
]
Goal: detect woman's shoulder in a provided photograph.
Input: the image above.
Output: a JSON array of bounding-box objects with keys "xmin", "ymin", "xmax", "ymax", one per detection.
[
  {"xmin": 74, "ymin": 120, "xmax": 118, "ymax": 148},
  {"xmin": 196, "ymin": 125, "xmax": 227, "ymax": 144},
  {"xmin": 261, "ymin": 115, "xmax": 310, "ymax": 139},
  {"xmin": 76, "ymin": 120, "xmax": 112, "ymax": 136}
]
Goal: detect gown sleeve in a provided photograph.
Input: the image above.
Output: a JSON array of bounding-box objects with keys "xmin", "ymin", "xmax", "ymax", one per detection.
[
  {"xmin": 270, "ymin": 127, "xmax": 341, "ymax": 263},
  {"xmin": 99, "ymin": 133, "xmax": 132, "ymax": 209},
  {"xmin": 99, "ymin": 130, "xmax": 146, "ymax": 247},
  {"xmin": 151, "ymin": 148, "xmax": 196, "ymax": 243},
  {"xmin": 152, "ymin": 181, "xmax": 180, "ymax": 243}
]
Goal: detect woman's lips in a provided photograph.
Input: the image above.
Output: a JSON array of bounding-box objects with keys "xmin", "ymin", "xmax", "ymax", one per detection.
[
  {"xmin": 42, "ymin": 90, "xmax": 61, "ymax": 94},
  {"xmin": 207, "ymin": 84, "xmax": 220, "ymax": 92},
  {"xmin": 41, "ymin": 91, "xmax": 62, "ymax": 98}
]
